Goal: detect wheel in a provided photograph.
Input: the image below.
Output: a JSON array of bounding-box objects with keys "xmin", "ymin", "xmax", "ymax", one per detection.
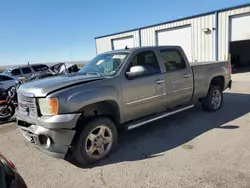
[
  {"xmin": 71, "ymin": 117, "xmax": 118, "ymax": 167},
  {"xmin": 0, "ymin": 102, "xmax": 15, "ymax": 121},
  {"xmin": 201, "ymin": 85, "xmax": 223, "ymax": 112}
]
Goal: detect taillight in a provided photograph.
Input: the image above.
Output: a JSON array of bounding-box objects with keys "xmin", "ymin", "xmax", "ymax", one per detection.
[{"xmin": 0, "ymin": 153, "xmax": 16, "ymax": 169}]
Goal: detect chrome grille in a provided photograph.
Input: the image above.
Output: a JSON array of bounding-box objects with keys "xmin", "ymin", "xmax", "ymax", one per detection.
[{"xmin": 18, "ymin": 92, "xmax": 37, "ymax": 117}]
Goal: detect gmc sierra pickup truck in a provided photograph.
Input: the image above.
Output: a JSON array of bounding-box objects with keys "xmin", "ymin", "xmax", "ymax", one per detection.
[{"xmin": 16, "ymin": 46, "xmax": 232, "ymax": 166}]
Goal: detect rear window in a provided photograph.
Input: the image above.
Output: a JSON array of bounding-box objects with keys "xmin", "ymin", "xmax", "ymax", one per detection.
[
  {"xmin": 11, "ymin": 69, "xmax": 21, "ymax": 76},
  {"xmin": 21, "ymin": 67, "xmax": 32, "ymax": 74},
  {"xmin": 160, "ymin": 49, "xmax": 186, "ymax": 71},
  {"xmin": 32, "ymin": 65, "xmax": 49, "ymax": 72}
]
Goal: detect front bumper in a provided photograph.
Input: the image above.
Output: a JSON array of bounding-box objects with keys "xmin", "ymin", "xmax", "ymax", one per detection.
[{"xmin": 16, "ymin": 111, "xmax": 81, "ymax": 159}]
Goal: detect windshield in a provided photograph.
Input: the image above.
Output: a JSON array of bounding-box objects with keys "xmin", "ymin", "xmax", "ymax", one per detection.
[
  {"xmin": 79, "ymin": 52, "xmax": 129, "ymax": 76},
  {"xmin": 2, "ymin": 69, "xmax": 11, "ymax": 75}
]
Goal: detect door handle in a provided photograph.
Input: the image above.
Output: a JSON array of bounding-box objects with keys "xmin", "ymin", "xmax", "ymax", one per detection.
[
  {"xmin": 154, "ymin": 80, "xmax": 165, "ymax": 84},
  {"xmin": 183, "ymin": 74, "xmax": 192, "ymax": 78}
]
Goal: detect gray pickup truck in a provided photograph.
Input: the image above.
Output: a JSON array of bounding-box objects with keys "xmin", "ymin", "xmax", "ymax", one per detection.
[{"xmin": 16, "ymin": 46, "xmax": 232, "ymax": 166}]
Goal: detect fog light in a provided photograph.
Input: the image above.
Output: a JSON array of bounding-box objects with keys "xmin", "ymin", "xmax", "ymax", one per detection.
[{"xmin": 38, "ymin": 134, "xmax": 52, "ymax": 149}]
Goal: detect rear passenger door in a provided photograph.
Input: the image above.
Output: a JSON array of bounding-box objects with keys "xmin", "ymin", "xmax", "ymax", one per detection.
[
  {"xmin": 159, "ymin": 48, "xmax": 193, "ymax": 108},
  {"xmin": 21, "ymin": 67, "xmax": 33, "ymax": 79}
]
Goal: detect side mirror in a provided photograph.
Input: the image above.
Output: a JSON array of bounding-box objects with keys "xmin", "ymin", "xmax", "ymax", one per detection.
[{"xmin": 126, "ymin": 65, "xmax": 147, "ymax": 78}]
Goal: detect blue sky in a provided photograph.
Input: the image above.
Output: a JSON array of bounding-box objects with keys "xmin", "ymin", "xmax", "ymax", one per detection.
[{"xmin": 0, "ymin": 0, "xmax": 249, "ymax": 65}]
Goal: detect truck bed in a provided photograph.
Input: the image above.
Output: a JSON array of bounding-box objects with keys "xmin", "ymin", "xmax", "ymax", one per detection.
[{"xmin": 190, "ymin": 61, "xmax": 231, "ymax": 100}]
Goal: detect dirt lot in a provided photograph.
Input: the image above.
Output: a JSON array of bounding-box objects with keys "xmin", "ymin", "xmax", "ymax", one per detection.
[{"xmin": 1, "ymin": 72, "xmax": 250, "ymax": 188}]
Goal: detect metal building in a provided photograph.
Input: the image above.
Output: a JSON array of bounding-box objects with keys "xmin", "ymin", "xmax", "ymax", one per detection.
[{"xmin": 95, "ymin": 3, "xmax": 250, "ymax": 67}]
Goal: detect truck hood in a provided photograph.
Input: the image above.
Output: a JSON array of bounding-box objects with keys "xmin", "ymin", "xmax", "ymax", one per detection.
[{"xmin": 18, "ymin": 74, "xmax": 104, "ymax": 97}]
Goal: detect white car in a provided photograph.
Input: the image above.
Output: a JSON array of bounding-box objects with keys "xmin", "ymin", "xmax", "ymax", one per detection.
[{"xmin": 0, "ymin": 74, "xmax": 19, "ymax": 91}]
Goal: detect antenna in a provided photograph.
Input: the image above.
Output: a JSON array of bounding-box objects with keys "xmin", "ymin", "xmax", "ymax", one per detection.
[{"xmin": 125, "ymin": 46, "xmax": 129, "ymax": 50}]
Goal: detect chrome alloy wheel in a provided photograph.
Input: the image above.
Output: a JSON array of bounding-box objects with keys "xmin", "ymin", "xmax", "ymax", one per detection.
[
  {"xmin": 211, "ymin": 89, "xmax": 222, "ymax": 110},
  {"xmin": 84, "ymin": 125, "xmax": 113, "ymax": 159}
]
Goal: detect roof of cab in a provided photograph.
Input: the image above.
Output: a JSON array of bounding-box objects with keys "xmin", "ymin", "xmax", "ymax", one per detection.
[{"xmin": 102, "ymin": 45, "xmax": 182, "ymax": 54}]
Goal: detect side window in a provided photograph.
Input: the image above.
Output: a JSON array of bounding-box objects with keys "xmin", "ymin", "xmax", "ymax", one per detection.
[
  {"xmin": 40, "ymin": 65, "xmax": 48, "ymax": 70},
  {"xmin": 160, "ymin": 49, "xmax": 186, "ymax": 71},
  {"xmin": 11, "ymin": 69, "xmax": 21, "ymax": 76},
  {"xmin": 21, "ymin": 67, "xmax": 32, "ymax": 74},
  {"xmin": 33, "ymin": 65, "xmax": 48, "ymax": 72},
  {"xmin": 32, "ymin": 65, "xmax": 39, "ymax": 72},
  {"xmin": 127, "ymin": 50, "xmax": 161, "ymax": 76}
]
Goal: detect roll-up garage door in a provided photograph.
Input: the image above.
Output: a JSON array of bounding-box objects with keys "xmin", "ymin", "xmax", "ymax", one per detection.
[
  {"xmin": 230, "ymin": 14, "xmax": 250, "ymax": 41},
  {"xmin": 230, "ymin": 14, "xmax": 250, "ymax": 67},
  {"xmin": 157, "ymin": 26, "xmax": 192, "ymax": 61},
  {"xmin": 112, "ymin": 36, "xmax": 134, "ymax": 50}
]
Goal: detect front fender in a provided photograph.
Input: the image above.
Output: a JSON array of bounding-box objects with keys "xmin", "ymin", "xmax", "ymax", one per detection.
[{"xmin": 59, "ymin": 86, "xmax": 121, "ymax": 114}]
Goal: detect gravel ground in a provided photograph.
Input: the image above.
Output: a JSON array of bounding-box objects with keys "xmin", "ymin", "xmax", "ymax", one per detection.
[{"xmin": 1, "ymin": 72, "xmax": 250, "ymax": 188}]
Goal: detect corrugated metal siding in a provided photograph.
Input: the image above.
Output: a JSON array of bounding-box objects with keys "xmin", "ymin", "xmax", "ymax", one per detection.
[
  {"xmin": 218, "ymin": 6, "xmax": 250, "ymax": 61},
  {"xmin": 96, "ymin": 30, "xmax": 139, "ymax": 54},
  {"xmin": 140, "ymin": 14, "xmax": 215, "ymax": 62}
]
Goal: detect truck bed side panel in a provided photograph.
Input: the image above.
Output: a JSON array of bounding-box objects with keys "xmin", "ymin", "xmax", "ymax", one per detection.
[{"xmin": 191, "ymin": 61, "xmax": 231, "ymax": 100}]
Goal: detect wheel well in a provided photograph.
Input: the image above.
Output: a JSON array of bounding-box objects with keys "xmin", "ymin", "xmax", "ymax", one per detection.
[
  {"xmin": 76, "ymin": 101, "xmax": 120, "ymax": 129},
  {"xmin": 210, "ymin": 76, "xmax": 225, "ymax": 90},
  {"xmin": 70, "ymin": 101, "xmax": 121, "ymax": 147}
]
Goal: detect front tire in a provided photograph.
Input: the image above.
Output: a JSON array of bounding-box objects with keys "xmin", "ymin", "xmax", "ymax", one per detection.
[
  {"xmin": 72, "ymin": 117, "xmax": 118, "ymax": 167},
  {"xmin": 201, "ymin": 85, "xmax": 223, "ymax": 112},
  {"xmin": 0, "ymin": 102, "xmax": 15, "ymax": 121}
]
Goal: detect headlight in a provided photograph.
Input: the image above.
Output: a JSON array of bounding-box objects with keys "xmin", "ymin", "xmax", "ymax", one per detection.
[{"xmin": 38, "ymin": 98, "xmax": 58, "ymax": 115}]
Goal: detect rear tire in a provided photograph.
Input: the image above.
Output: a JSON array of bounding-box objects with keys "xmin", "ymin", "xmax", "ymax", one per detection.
[
  {"xmin": 71, "ymin": 117, "xmax": 118, "ymax": 167},
  {"xmin": 201, "ymin": 85, "xmax": 223, "ymax": 112},
  {"xmin": 0, "ymin": 102, "xmax": 15, "ymax": 121}
]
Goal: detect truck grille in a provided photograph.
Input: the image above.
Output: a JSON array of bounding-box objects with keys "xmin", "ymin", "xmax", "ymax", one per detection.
[{"xmin": 18, "ymin": 92, "xmax": 38, "ymax": 117}]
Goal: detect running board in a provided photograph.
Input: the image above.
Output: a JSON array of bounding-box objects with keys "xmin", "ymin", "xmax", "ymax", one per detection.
[{"xmin": 127, "ymin": 105, "xmax": 194, "ymax": 130}]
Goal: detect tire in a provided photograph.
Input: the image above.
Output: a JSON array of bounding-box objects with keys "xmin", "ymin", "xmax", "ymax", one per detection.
[
  {"xmin": 201, "ymin": 85, "xmax": 223, "ymax": 112},
  {"xmin": 0, "ymin": 102, "xmax": 15, "ymax": 121},
  {"xmin": 71, "ymin": 117, "xmax": 118, "ymax": 167}
]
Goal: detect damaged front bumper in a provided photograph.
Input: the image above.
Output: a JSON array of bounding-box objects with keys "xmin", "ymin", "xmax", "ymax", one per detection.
[{"xmin": 16, "ymin": 111, "xmax": 81, "ymax": 159}]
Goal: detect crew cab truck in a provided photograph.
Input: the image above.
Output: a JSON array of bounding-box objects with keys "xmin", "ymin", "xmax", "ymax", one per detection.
[{"xmin": 16, "ymin": 46, "xmax": 232, "ymax": 166}]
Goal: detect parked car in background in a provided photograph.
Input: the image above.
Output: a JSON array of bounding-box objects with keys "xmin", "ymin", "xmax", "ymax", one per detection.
[
  {"xmin": 16, "ymin": 46, "xmax": 232, "ymax": 167},
  {"xmin": 50, "ymin": 63, "xmax": 79, "ymax": 74},
  {"xmin": 0, "ymin": 75, "xmax": 19, "ymax": 91},
  {"xmin": 28, "ymin": 69, "xmax": 55, "ymax": 82},
  {"xmin": 0, "ymin": 152, "xmax": 27, "ymax": 188},
  {"xmin": 21, "ymin": 63, "xmax": 80, "ymax": 83},
  {"xmin": 2, "ymin": 64, "xmax": 49, "ymax": 79}
]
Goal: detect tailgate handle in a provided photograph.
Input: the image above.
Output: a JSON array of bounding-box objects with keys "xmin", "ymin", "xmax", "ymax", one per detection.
[{"xmin": 183, "ymin": 74, "xmax": 191, "ymax": 78}]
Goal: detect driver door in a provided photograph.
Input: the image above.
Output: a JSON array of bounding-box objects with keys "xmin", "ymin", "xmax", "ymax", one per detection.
[{"xmin": 121, "ymin": 50, "xmax": 166, "ymax": 122}]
